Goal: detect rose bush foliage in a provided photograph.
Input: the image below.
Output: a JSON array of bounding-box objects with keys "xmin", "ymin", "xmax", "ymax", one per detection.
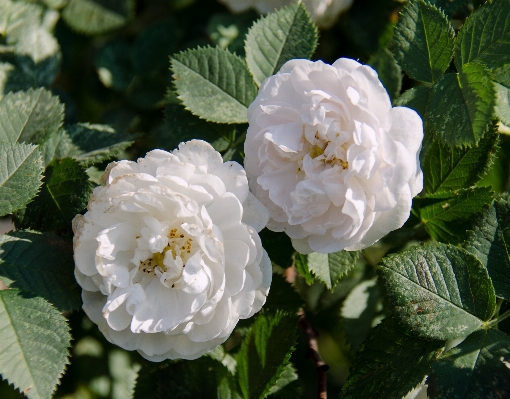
[
  {"xmin": 244, "ymin": 58, "xmax": 423, "ymax": 254},
  {"xmin": 73, "ymin": 140, "xmax": 271, "ymax": 361}
]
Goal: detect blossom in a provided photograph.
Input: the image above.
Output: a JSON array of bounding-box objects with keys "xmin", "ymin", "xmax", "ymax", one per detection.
[
  {"xmin": 244, "ymin": 58, "xmax": 423, "ymax": 254},
  {"xmin": 73, "ymin": 140, "xmax": 271, "ymax": 361},
  {"xmin": 218, "ymin": 0, "xmax": 354, "ymax": 29}
]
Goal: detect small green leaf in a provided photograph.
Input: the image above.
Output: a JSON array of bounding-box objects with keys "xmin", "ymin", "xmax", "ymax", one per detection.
[
  {"xmin": 62, "ymin": 0, "xmax": 134, "ymax": 35},
  {"xmin": 340, "ymin": 318, "xmax": 444, "ymax": 399},
  {"xmin": 13, "ymin": 27, "xmax": 62, "ymax": 88},
  {"xmin": 171, "ymin": 46, "xmax": 258, "ymax": 124},
  {"xmin": 0, "ymin": 88, "xmax": 63, "ymax": 145},
  {"xmin": 96, "ymin": 40, "xmax": 135, "ymax": 91},
  {"xmin": 341, "ymin": 279, "xmax": 384, "ymax": 353},
  {"xmin": 454, "ymin": 0, "xmax": 510, "ymax": 71},
  {"xmin": 40, "ymin": 123, "xmax": 134, "ymax": 167},
  {"xmin": 66, "ymin": 123, "xmax": 135, "ymax": 166},
  {"xmin": 265, "ymin": 363, "xmax": 298, "ymax": 397},
  {"xmin": 306, "ymin": 251, "xmax": 360, "ymax": 290},
  {"xmin": 378, "ymin": 244, "xmax": 496, "ymax": 341},
  {"xmin": 237, "ymin": 311, "xmax": 297, "ymax": 399},
  {"xmin": 428, "ymin": 328, "xmax": 510, "ymax": 399},
  {"xmin": 0, "ymin": 0, "xmax": 42, "ymax": 41},
  {"xmin": 426, "ymin": 63, "xmax": 496, "ymax": 147},
  {"xmin": 18, "ymin": 158, "xmax": 92, "ymax": 231},
  {"xmin": 394, "ymin": 0, "xmax": 455, "ymax": 83},
  {"xmin": 0, "ymin": 143, "xmax": 43, "ymax": 217},
  {"xmin": 293, "ymin": 252, "xmax": 314, "ymax": 285},
  {"xmin": 423, "ymin": 125, "xmax": 499, "ymax": 195},
  {"xmin": 492, "ymin": 64, "xmax": 510, "ymax": 126},
  {"xmin": 368, "ymin": 48, "xmax": 402, "ymax": 101},
  {"xmin": 0, "ymin": 230, "xmax": 80, "ymax": 311},
  {"xmin": 416, "ymin": 186, "xmax": 494, "ymax": 243},
  {"xmin": 0, "ymin": 289, "xmax": 70, "ymax": 399},
  {"xmin": 465, "ymin": 197, "xmax": 510, "ymax": 300},
  {"xmin": 244, "ymin": 2, "xmax": 318, "ymax": 86}
]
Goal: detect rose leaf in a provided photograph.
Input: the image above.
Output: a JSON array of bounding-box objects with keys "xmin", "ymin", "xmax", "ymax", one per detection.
[
  {"xmin": 0, "ymin": 289, "xmax": 70, "ymax": 399},
  {"xmin": 427, "ymin": 328, "xmax": 510, "ymax": 399},
  {"xmin": 244, "ymin": 2, "xmax": 318, "ymax": 86},
  {"xmin": 465, "ymin": 196, "xmax": 510, "ymax": 300},
  {"xmin": 378, "ymin": 244, "xmax": 496, "ymax": 341}
]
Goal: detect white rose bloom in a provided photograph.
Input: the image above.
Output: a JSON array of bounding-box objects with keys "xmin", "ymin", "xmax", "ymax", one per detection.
[
  {"xmin": 218, "ymin": 0, "xmax": 354, "ymax": 28},
  {"xmin": 244, "ymin": 58, "xmax": 423, "ymax": 254},
  {"xmin": 73, "ymin": 140, "xmax": 272, "ymax": 361}
]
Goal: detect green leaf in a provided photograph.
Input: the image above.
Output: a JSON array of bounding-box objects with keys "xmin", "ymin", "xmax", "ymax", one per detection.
[
  {"xmin": 0, "ymin": 289, "xmax": 70, "ymax": 399},
  {"xmin": 454, "ymin": 0, "xmax": 510, "ymax": 71},
  {"xmin": 96, "ymin": 40, "xmax": 135, "ymax": 91},
  {"xmin": 393, "ymin": 0, "xmax": 455, "ymax": 83},
  {"xmin": 394, "ymin": 86, "xmax": 431, "ymax": 119},
  {"xmin": 428, "ymin": 328, "xmax": 510, "ymax": 399},
  {"xmin": 133, "ymin": 357, "xmax": 240, "ymax": 399},
  {"xmin": 416, "ymin": 186, "xmax": 494, "ymax": 243},
  {"xmin": 340, "ymin": 318, "xmax": 444, "ymax": 399},
  {"xmin": 426, "ymin": 63, "xmax": 496, "ymax": 147},
  {"xmin": 40, "ymin": 123, "xmax": 134, "ymax": 167},
  {"xmin": 18, "ymin": 158, "xmax": 92, "ymax": 231},
  {"xmin": 423, "ymin": 124, "xmax": 499, "ymax": 195},
  {"xmin": 0, "ymin": 230, "xmax": 80, "ymax": 311},
  {"xmin": 265, "ymin": 363, "xmax": 298, "ymax": 397},
  {"xmin": 132, "ymin": 18, "xmax": 179, "ymax": 74},
  {"xmin": 293, "ymin": 252, "xmax": 314, "ymax": 285},
  {"xmin": 341, "ymin": 279, "xmax": 384, "ymax": 353},
  {"xmin": 378, "ymin": 244, "xmax": 496, "ymax": 341},
  {"xmin": 306, "ymin": 251, "xmax": 360, "ymax": 290},
  {"xmin": 66, "ymin": 123, "xmax": 135, "ymax": 166},
  {"xmin": 368, "ymin": 48, "xmax": 402, "ymax": 101},
  {"xmin": 237, "ymin": 311, "xmax": 297, "ymax": 399},
  {"xmin": 492, "ymin": 64, "xmax": 510, "ymax": 126},
  {"xmin": 0, "ymin": 88, "xmax": 63, "ymax": 145},
  {"xmin": 465, "ymin": 197, "xmax": 510, "ymax": 300},
  {"xmin": 244, "ymin": 2, "xmax": 318, "ymax": 86},
  {"xmin": 171, "ymin": 46, "xmax": 258, "ymax": 124},
  {"xmin": 0, "ymin": 0, "xmax": 42, "ymax": 41},
  {"xmin": 0, "ymin": 143, "xmax": 43, "ymax": 217},
  {"xmin": 0, "ymin": 25, "xmax": 62, "ymax": 92},
  {"xmin": 62, "ymin": 0, "xmax": 134, "ymax": 35}
]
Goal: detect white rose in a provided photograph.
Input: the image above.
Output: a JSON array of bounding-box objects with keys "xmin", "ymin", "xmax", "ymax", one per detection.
[
  {"xmin": 218, "ymin": 0, "xmax": 353, "ymax": 28},
  {"xmin": 73, "ymin": 140, "xmax": 272, "ymax": 361},
  {"xmin": 244, "ymin": 58, "xmax": 423, "ymax": 254}
]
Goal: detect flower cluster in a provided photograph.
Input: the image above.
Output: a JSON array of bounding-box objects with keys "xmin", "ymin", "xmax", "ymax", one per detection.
[
  {"xmin": 74, "ymin": 57, "xmax": 423, "ymax": 362},
  {"xmin": 244, "ymin": 58, "xmax": 423, "ymax": 253},
  {"xmin": 73, "ymin": 141, "xmax": 271, "ymax": 361},
  {"xmin": 217, "ymin": 0, "xmax": 354, "ymax": 28}
]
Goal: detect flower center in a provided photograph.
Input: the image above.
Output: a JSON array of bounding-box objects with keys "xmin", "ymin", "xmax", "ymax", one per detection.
[
  {"xmin": 308, "ymin": 139, "xmax": 349, "ymax": 170},
  {"xmin": 139, "ymin": 226, "xmax": 194, "ymax": 275}
]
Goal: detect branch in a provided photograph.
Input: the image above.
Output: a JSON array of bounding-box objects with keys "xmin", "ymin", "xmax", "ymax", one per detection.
[{"xmin": 299, "ymin": 315, "xmax": 329, "ymax": 399}]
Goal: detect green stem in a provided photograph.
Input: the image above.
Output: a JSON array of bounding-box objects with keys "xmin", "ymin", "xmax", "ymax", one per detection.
[{"xmin": 488, "ymin": 309, "xmax": 510, "ymax": 328}]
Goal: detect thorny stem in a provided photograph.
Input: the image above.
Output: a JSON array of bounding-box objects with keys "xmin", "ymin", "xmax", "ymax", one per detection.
[{"xmin": 298, "ymin": 315, "xmax": 329, "ymax": 399}]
